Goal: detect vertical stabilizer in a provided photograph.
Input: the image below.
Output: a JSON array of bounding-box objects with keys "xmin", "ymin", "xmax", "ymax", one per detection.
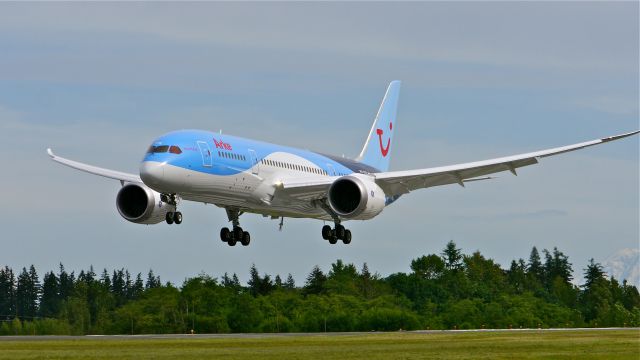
[{"xmin": 356, "ymin": 81, "xmax": 401, "ymax": 172}]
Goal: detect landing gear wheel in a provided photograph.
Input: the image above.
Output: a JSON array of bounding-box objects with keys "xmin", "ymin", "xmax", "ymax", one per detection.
[
  {"xmin": 321, "ymin": 225, "xmax": 331, "ymax": 240},
  {"xmin": 335, "ymin": 224, "xmax": 346, "ymax": 240},
  {"xmin": 220, "ymin": 227, "xmax": 230, "ymax": 242},
  {"xmin": 227, "ymin": 237, "xmax": 237, "ymax": 246},
  {"xmin": 329, "ymin": 230, "xmax": 338, "ymax": 245},
  {"xmin": 241, "ymin": 231, "xmax": 251, "ymax": 246},
  {"xmin": 342, "ymin": 230, "xmax": 352, "ymax": 244},
  {"xmin": 165, "ymin": 212, "xmax": 174, "ymax": 225},
  {"xmin": 233, "ymin": 227, "xmax": 244, "ymax": 242},
  {"xmin": 173, "ymin": 212, "xmax": 183, "ymax": 225}
]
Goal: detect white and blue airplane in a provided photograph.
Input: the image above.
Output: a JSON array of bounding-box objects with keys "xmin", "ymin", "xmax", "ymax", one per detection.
[{"xmin": 48, "ymin": 81, "xmax": 638, "ymax": 247}]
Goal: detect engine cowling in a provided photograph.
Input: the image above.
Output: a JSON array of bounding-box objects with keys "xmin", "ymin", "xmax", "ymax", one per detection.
[
  {"xmin": 328, "ymin": 175, "xmax": 386, "ymax": 220},
  {"xmin": 116, "ymin": 183, "xmax": 174, "ymax": 224}
]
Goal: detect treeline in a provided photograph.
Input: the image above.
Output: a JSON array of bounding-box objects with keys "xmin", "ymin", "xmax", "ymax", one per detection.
[{"xmin": 1, "ymin": 241, "xmax": 639, "ymax": 335}]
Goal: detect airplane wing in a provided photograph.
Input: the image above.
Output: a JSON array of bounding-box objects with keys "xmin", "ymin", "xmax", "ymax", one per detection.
[
  {"xmin": 47, "ymin": 148, "xmax": 142, "ymax": 184},
  {"xmin": 280, "ymin": 130, "xmax": 639, "ymax": 200}
]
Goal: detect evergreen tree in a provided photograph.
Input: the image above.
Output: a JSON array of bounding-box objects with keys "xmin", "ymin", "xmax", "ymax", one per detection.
[
  {"xmin": 0, "ymin": 266, "xmax": 15, "ymax": 320},
  {"xmin": 132, "ymin": 273, "xmax": 144, "ymax": 299},
  {"xmin": 303, "ymin": 266, "xmax": 326, "ymax": 295},
  {"xmin": 100, "ymin": 269, "xmax": 111, "ymax": 290},
  {"xmin": 39, "ymin": 271, "xmax": 60, "ymax": 318},
  {"xmin": 543, "ymin": 247, "xmax": 573, "ymax": 285},
  {"xmin": 232, "ymin": 274, "xmax": 241, "ymax": 290},
  {"xmin": 527, "ymin": 247, "xmax": 543, "ymax": 281},
  {"xmin": 145, "ymin": 270, "xmax": 161, "ymax": 289},
  {"xmin": 111, "ymin": 269, "xmax": 126, "ymax": 305},
  {"xmin": 124, "ymin": 270, "xmax": 134, "ymax": 300},
  {"xmin": 248, "ymin": 264, "xmax": 261, "ymax": 297},
  {"xmin": 583, "ymin": 258, "xmax": 605, "ymax": 290},
  {"xmin": 247, "ymin": 264, "xmax": 274, "ymax": 296},
  {"xmin": 507, "ymin": 259, "xmax": 527, "ymax": 294},
  {"xmin": 274, "ymin": 275, "xmax": 283, "ymax": 288},
  {"xmin": 284, "ymin": 274, "xmax": 296, "ymax": 290},
  {"xmin": 359, "ymin": 263, "xmax": 376, "ymax": 299},
  {"xmin": 16, "ymin": 266, "xmax": 39, "ymax": 320},
  {"xmin": 221, "ymin": 272, "xmax": 233, "ymax": 288},
  {"xmin": 58, "ymin": 264, "xmax": 74, "ymax": 301},
  {"xmin": 442, "ymin": 240, "xmax": 462, "ymax": 271}
]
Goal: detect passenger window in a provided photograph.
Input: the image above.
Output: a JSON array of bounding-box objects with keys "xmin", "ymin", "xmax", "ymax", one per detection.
[{"xmin": 169, "ymin": 146, "xmax": 182, "ymax": 154}]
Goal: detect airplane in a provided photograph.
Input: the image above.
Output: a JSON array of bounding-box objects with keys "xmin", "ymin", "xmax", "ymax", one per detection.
[{"xmin": 48, "ymin": 81, "xmax": 639, "ymax": 247}]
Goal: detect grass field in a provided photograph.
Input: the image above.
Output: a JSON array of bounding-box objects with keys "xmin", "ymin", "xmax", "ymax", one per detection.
[{"xmin": 0, "ymin": 329, "xmax": 638, "ymax": 359}]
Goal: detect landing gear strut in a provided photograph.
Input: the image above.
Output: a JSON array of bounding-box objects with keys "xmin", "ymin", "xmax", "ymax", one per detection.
[
  {"xmin": 322, "ymin": 222, "xmax": 352, "ymax": 245},
  {"xmin": 316, "ymin": 199, "xmax": 352, "ymax": 245},
  {"xmin": 162, "ymin": 193, "xmax": 182, "ymax": 225},
  {"xmin": 219, "ymin": 208, "xmax": 251, "ymax": 246}
]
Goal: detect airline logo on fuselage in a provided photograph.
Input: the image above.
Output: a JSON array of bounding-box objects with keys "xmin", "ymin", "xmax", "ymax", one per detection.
[{"xmin": 213, "ymin": 138, "xmax": 233, "ymax": 151}]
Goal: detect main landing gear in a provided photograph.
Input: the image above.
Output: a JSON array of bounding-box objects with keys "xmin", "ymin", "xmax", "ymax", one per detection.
[
  {"xmin": 220, "ymin": 208, "xmax": 251, "ymax": 247},
  {"xmin": 322, "ymin": 223, "xmax": 351, "ymax": 245},
  {"xmin": 165, "ymin": 211, "xmax": 183, "ymax": 225},
  {"xmin": 162, "ymin": 193, "xmax": 182, "ymax": 225}
]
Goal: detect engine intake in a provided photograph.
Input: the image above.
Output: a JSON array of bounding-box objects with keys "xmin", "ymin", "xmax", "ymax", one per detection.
[
  {"xmin": 328, "ymin": 175, "xmax": 386, "ymax": 220},
  {"xmin": 116, "ymin": 183, "xmax": 173, "ymax": 224}
]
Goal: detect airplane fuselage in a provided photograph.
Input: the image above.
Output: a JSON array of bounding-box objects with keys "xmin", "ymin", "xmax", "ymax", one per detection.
[{"xmin": 140, "ymin": 129, "xmax": 382, "ymax": 220}]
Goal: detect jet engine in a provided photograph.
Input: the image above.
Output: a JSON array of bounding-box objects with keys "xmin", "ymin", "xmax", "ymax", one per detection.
[
  {"xmin": 327, "ymin": 175, "xmax": 386, "ymax": 220},
  {"xmin": 116, "ymin": 183, "xmax": 174, "ymax": 224}
]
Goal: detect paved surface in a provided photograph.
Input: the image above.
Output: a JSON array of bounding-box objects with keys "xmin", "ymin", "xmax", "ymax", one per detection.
[{"xmin": 0, "ymin": 327, "xmax": 637, "ymax": 341}]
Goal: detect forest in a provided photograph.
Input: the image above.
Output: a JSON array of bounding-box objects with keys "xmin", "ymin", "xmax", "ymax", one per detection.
[{"xmin": 1, "ymin": 241, "xmax": 638, "ymax": 335}]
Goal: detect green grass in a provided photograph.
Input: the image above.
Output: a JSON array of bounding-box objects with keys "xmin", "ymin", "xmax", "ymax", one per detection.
[{"xmin": 0, "ymin": 330, "xmax": 638, "ymax": 360}]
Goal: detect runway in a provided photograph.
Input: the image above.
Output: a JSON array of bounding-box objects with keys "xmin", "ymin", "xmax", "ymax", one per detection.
[{"xmin": 0, "ymin": 327, "xmax": 636, "ymax": 341}]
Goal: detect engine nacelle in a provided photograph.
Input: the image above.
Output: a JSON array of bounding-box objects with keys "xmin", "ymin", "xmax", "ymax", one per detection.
[
  {"xmin": 328, "ymin": 175, "xmax": 386, "ymax": 220},
  {"xmin": 116, "ymin": 183, "xmax": 174, "ymax": 224}
]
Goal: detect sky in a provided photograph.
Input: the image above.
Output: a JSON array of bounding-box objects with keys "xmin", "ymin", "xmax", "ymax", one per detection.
[{"xmin": 0, "ymin": 2, "xmax": 638, "ymax": 287}]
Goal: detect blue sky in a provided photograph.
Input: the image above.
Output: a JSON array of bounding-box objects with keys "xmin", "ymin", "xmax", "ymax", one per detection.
[{"xmin": 0, "ymin": 2, "xmax": 637, "ymax": 286}]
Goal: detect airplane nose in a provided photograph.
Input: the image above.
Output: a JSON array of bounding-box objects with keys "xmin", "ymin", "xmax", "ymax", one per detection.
[{"xmin": 140, "ymin": 161, "xmax": 164, "ymax": 186}]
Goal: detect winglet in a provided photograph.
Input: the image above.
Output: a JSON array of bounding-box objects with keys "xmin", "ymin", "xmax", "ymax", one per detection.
[{"xmin": 47, "ymin": 148, "xmax": 55, "ymax": 158}]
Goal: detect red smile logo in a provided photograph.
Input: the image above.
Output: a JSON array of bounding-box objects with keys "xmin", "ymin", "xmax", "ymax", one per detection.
[{"xmin": 376, "ymin": 122, "xmax": 392, "ymax": 157}]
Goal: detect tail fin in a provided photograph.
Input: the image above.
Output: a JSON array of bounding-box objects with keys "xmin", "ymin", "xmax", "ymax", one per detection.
[{"xmin": 356, "ymin": 80, "xmax": 401, "ymax": 172}]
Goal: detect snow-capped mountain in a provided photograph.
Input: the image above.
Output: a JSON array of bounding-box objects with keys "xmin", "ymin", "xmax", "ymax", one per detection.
[{"xmin": 603, "ymin": 248, "xmax": 640, "ymax": 288}]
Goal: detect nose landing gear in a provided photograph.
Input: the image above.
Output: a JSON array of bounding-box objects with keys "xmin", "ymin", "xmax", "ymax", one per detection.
[{"xmin": 162, "ymin": 193, "xmax": 182, "ymax": 225}]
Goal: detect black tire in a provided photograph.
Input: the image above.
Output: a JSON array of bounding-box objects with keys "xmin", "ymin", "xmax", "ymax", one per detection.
[
  {"xmin": 328, "ymin": 236, "xmax": 338, "ymax": 245},
  {"xmin": 336, "ymin": 225, "xmax": 345, "ymax": 239},
  {"xmin": 233, "ymin": 227, "xmax": 243, "ymax": 242},
  {"xmin": 174, "ymin": 212, "xmax": 183, "ymax": 224},
  {"xmin": 220, "ymin": 227, "xmax": 230, "ymax": 242},
  {"xmin": 342, "ymin": 230, "xmax": 352, "ymax": 244},
  {"xmin": 165, "ymin": 212, "xmax": 174, "ymax": 225},
  {"xmin": 241, "ymin": 231, "xmax": 251, "ymax": 246},
  {"xmin": 227, "ymin": 237, "xmax": 237, "ymax": 246},
  {"xmin": 321, "ymin": 225, "xmax": 331, "ymax": 240}
]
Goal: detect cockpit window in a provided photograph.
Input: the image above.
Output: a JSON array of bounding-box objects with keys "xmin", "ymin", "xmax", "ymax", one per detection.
[
  {"xmin": 148, "ymin": 145, "xmax": 182, "ymax": 154},
  {"xmin": 151, "ymin": 145, "xmax": 169, "ymax": 153}
]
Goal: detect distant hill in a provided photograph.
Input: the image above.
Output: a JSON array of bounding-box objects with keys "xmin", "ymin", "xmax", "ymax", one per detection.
[{"xmin": 603, "ymin": 248, "xmax": 640, "ymax": 287}]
